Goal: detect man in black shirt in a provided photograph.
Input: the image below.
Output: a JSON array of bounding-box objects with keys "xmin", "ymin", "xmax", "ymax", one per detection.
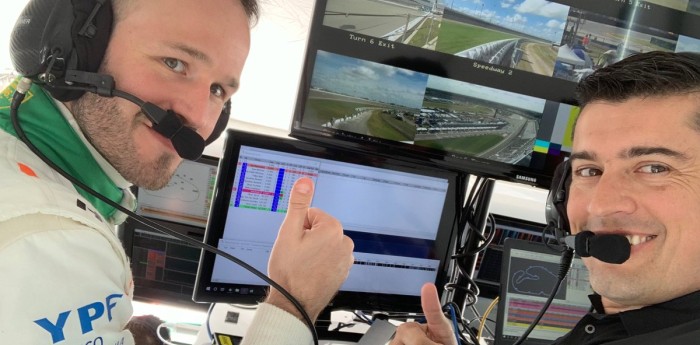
[
  {"xmin": 547, "ymin": 51, "xmax": 700, "ymax": 344},
  {"xmin": 390, "ymin": 51, "xmax": 700, "ymax": 345}
]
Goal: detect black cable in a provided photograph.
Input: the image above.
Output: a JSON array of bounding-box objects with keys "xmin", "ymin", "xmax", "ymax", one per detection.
[
  {"xmin": 9, "ymin": 80, "xmax": 319, "ymax": 345},
  {"xmin": 512, "ymin": 248, "xmax": 574, "ymax": 345},
  {"xmin": 542, "ymin": 224, "xmax": 566, "ymax": 252},
  {"xmin": 453, "ymin": 213, "xmax": 496, "ymax": 257},
  {"xmin": 454, "ymin": 177, "xmax": 496, "ymax": 258},
  {"xmin": 206, "ymin": 303, "xmax": 216, "ymax": 344},
  {"xmin": 352, "ymin": 311, "xmax": 372, "ymax": 325},
  {"xmin": 443, "ymin": 176, "xmax": 494, "ymax": 334}
]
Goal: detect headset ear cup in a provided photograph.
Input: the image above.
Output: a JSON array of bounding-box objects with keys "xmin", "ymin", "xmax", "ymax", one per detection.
[
  {"xmin": 545, "ymin": 159, "xmax": 572, "ymax": 244},
  {"xmin": 206, "ymin": 99, "xmax": 231, "ymax": 145},
  {"xmin": 10, "ymin": 0, "xmax": 113, "ymax": 101}
]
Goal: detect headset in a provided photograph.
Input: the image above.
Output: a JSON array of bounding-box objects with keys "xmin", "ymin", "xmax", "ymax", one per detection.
[
  {"xmin": 544, "ymin": 149, "xmax": 631, "ymax": 266},
  {"xmin": 8, "ymin": 1, "xmax": 320, "ymax": 343},
  {"xmin": 543, "ymin": 51, "xmax": 700, "ymax": 246},
  {"xmin": 544, "ymin": 159, "xmax": 572, "ymax": 246},
  {"xmin": 9, "ymin": 0, "xmax": 230, "ymax": 151}
]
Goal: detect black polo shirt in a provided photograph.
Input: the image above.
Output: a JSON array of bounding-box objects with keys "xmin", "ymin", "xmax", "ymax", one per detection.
[{"xmin": 552, "ymin": 290, "xmax": 700, "ymax": 344}]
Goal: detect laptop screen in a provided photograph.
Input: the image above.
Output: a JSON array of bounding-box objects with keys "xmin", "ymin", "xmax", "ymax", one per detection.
[{"xmin": 495, "ymin": 238, "xmax": 592, "ymax": 345}]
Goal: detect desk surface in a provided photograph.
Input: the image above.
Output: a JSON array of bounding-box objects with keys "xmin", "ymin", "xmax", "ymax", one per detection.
[{"xmin": 192, "ymin": 304, "xmax": 381, "ymax": 345}]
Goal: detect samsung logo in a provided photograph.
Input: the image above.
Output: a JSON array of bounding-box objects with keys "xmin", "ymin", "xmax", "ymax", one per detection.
[{"xmin": 516, "ymin": 175, "xmax": 537, "ymax": 183}]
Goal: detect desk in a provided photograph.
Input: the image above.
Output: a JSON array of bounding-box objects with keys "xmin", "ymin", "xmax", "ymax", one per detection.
[{"xmin": 192, "ymin": 304, "xmax": 379, "ymax": 345}]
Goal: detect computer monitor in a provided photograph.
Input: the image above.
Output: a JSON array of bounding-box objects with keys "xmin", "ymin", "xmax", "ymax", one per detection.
[
  {"xmin": 121, "ymin": 155, "xmax": 218, "ymax": 309},
  {"xmin": 134, "ymin": 157, "xmax": 218, "ymax": 228},
  {"xmin": 291, "ymin": 0, "xmax": 700, "ymax": 189},
  {"xmin": 494, "ymin": 238, "xmax": 592, "ymax": 345},
  {"xmin": 193, "ymin": 129, "xmax": 464, "ymax": 313}
]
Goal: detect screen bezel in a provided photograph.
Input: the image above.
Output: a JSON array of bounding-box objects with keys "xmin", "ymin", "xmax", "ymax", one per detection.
[{"xmin": 193, "ymin": 129, "xmax": 465, "ymax": 313}]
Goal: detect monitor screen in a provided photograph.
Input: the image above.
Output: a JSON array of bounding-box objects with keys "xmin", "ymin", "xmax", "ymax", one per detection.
[
  {"xmin": 495, "ymin": 238, "xmax": 592, "ymax": 345},
  {"xmin": 291, "ymin": 0, "xmax": 700, "ymax": 189},
  {"xmin": 135, "ymin": 158, "xmax": 218, "ymax": 228},
  {"xmin": 121, "ymin": 155, "xmax": 218, "ymax": 309},
  {"xmin": 193, "ymin": 129, "xmax": 464, "ymax": 313},
  {"xmin": 474, "ymin": 214, "xmax": 548, "ymax": 298}
]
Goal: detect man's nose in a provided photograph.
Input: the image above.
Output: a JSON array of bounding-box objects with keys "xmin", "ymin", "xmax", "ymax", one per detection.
[{"xmin": 586, "ymin": 171, "xmax": 637, "ymax": 218}]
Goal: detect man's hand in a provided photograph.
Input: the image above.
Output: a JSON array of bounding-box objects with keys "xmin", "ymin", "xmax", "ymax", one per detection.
[
  {"xmin": 389, "ymin": 283, "xmax": 458, "ymax": 345},
  {"xmin": 266, "ymin": 177, "xmax": 355, "ymax": 322}
]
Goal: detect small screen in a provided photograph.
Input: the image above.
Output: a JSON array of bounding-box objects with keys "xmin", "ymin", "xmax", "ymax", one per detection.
[
  {"xmin": 136, "ymin": 159, "xmax": 218, "ymax": 227},
  {"xmin": 194, "ymin": 129, "xmax": 463, "ymax": 313},
  {"xmin": 121, "ymin": 155, "xmax": 218, "ymax": 309},
  {"xmin": 474, "ymin": 214, "xmax": 549, "ymax": 298},
  {"xmin": 495, "ymin": 239, "xmax": 592, "ymax": 345},
  {"xmin": 125, "ymin": 224, "xmax": 205, "ymax": 308}
]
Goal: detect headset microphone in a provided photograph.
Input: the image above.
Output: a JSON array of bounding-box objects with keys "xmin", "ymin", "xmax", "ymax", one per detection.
[
  {"xmin": 564, "ymin": 231, "xmax": 631, "ymax": 264},
  {"xmin": 64, "ymin": 70, "xmax": 205, "ymax": 160}
]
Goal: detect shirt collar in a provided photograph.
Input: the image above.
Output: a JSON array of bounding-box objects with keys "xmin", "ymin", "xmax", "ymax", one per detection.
[
  {"xmin": 52, "ymin": 99, "xmax": 132, "ymax": 190},
  {"xmin": 589, "ymin": 291, "xmax": 700, "ymax": 336}
]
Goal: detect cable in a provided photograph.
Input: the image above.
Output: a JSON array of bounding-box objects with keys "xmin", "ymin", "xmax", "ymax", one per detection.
[
  {"xmin": 446, "ymin": 302, "xmax": 479, "ymax": 345},
  {"xmin": 9, "ymin": 80, "xmax": 319, "ymax": 345},
  {"xmin": 353, "ymin": 310, "xmax": 373, "ymax": 325},
  {"xmin": 446, "ymin": 303, "xmax": 462, "ymax": 345},
  {"xmin": 477, "ymin": 296, "xmax": 498, "ymax": 341},
  {"xmin": 156, "ymin": 322, "xmax": 202, "ymax": 345},
  {"xmin": 468, "ymin": 304, "xmax": 493, "ymax": 338},
  {"xmin": 206, "ymin": 303, "xmax": 216, "ymax": 344},
  {"xmin": 156, "ymin": 323, "xmax": 179, "ymax": 345},
  {"xmin": 512, "ymin": 248, "xmax": 574, "ymax": 345}
]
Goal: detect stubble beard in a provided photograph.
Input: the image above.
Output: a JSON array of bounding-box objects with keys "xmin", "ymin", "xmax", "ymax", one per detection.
[{"xmin": 71, "ymin": 91, "xmax": 179, "ymax": 190}]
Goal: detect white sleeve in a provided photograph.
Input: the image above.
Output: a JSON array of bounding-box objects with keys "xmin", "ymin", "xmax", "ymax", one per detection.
[
  {"xmin": 241, "ymin": 303, "xmax": 313, "ymax": 345},
  {"xmin": 0, "ymin": 214, "xmax": 135, "ymax": 345}
]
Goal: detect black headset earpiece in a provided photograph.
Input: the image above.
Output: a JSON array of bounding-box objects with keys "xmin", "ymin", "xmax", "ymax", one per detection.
[
  {"xmin": 10, "ymin": 0, "xmax": 229, "ymax": 145},
  {"xmin": 207, "ymin": 99, "xmax": 231, "ymax": 146},
  {"xmin": 545, "ymin": 159, "xmax": 572, "ymax": 246},
  {"xmin": 10, "ymin": 0, "xmax": 113, "ymax": 102}
]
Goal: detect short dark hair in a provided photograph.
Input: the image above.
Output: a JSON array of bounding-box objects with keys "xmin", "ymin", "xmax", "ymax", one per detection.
[
  {"xmin": 238, "ymin": 0, "xmax": 260, "ymax": 25},
  {"xmin": 575, "ymin": 51, "xmax": 700, "ymax": 109}
]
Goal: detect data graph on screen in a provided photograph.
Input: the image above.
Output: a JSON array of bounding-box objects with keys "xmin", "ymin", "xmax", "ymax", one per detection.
[
  {"xmin": 137, "ymin": 159, "xmax": 218, "ymax": 227},
  {"xmin": 496, "ymin": 240, "xmax": 592, "ymax": 344}
]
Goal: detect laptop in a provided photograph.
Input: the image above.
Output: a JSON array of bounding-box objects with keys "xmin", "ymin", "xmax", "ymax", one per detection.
[{"xmin": 494, "ymin": 238, "xmax": 593, "ymax": 345}]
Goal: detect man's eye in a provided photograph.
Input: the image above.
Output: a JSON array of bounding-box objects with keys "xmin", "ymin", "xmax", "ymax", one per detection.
[
  {"xmin": 638, "ymin": 164, "xmax": 668, "ymax": 174},
  {"xmin": 210, "ymin": 84, "xmax": 225, "ymax": 98},
  {"xmin": 576, "ymin": 167, "xmax": 601, "ymax": 177},
  {"xmin": 163, "ymin": 58, "xmax": 186, "ymax": 73}
]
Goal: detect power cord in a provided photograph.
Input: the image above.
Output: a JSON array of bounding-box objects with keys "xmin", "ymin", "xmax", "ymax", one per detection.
[{"xmin": 10, "ymin": 79, "xmax": 319, "ymax": 345}]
